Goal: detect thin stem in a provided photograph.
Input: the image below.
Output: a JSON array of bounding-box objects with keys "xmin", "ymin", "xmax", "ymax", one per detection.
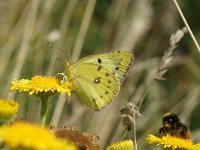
[
  {"xmin": 72, "ymin": 0, "xmax": 96, "ymax": 61},
  {"xmin": 138, "ymin": 81, "xmax": 155, "ymax": 110},
  {"xmin": 137, "ymin": 87, "xmax": 149, "ymax": 110},
  {"xmin": 120, "ymin": 129, "xmax": 128, "ymax": 141},
  {"xmin": 40, "ymin": 96, "xmax": 49, "ymax": 127},
  {"xmin": 120, "ymin": 118, "xmax": 137, "ymax": 150},
  {"xmin": 133, "ymin": 115, "xmax": 137, "ymax": 150},
  {"xmin": 6, "ymin": 0, "xmax": 40, "ymax": 99},
  {"xmin": 173, "ymin": 0, "xmax": 200, "ymax": 53}
]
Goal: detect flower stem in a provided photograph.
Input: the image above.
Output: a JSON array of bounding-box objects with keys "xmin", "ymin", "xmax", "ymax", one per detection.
[
  {"xmin": 120, "ymin": 129, "xmax": 128, "ymax": 141},
  {"xmin": 133, "ymin": 115, "xmax": 137, "ymax": 150},
  {"xmin": 120, "ymin": 119, "xmax": 137, "ymax": 150},
  {"xmin": 138, "ymin": 81, "xmax": 155, "ymax": 110},
  {"xmin": 173, "ymin": 0, "xmax": 200, "ymax": 53},
  {"xmin": 40, "ymin": 96, "xmax": 49, "ymax": 127}
]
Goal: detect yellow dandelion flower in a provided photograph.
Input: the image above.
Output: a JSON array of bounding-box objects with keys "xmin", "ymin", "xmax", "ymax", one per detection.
[
  {"xmin": 0, "ymin": 122, "xmax": 78, "ymax": 150},
  {"xmin": 106, "ymin": 140, "xmax": 134, "ymax": 150},
  {"xmin": 10, "ymin": 75, "xmax": 72, "ymax": 97},
  {"xmin": 146, "ymin": 134, "xmax": 200, "ymax": 150},
  {"xmin": 0, "ymin": 99, "xmax": 19, "ymax": 124},
  {"xmin": 10, "ymin": 76, "xmax": 72, "ymax": 126}
]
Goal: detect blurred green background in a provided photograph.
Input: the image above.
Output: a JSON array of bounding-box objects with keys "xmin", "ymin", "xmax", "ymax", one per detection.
[{"xmin": 0, "ymin": 0, "xmax": 200, "ymax": 149}]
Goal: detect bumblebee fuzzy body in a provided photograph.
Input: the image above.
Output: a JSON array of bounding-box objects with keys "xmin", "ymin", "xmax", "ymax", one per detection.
[{"xmin": 159, "ymin": 113, "xmax": 191, "ymax": 140}]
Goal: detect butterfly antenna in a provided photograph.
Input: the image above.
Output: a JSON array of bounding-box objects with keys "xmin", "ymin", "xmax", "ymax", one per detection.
[
  {"xmin": 52, "ymin": 57, "xmax": 63, "ymax": 76},
  {"xmin": 49, "ymin": 44, "xmax": 66, "ymax": 59},
  {"xmin": 49, "ymin": 44, "xmax": 67, "ymax": 76}
]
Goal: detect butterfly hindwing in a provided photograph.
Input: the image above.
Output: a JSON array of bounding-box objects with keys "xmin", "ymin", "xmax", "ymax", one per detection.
[
  {"xmin": 65, "ymin": 50, "xmax": 133, "ymax": 110},
  {"xmin": 72, "ymin": 51, "xmax": 133, "ymax": 83},
  {"xmin": 69, "ymin": 63, "xmax": 120, "ymax": 110}
]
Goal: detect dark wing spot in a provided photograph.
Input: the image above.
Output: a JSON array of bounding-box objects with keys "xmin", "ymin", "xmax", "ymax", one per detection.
[
  {"xmin": 93, "ymin": 98, "xmax": 96, "ymax": 102},
  {"xmin": 100, "ymin": 95, "xmax": 103, "ymax": 98},
  {"xmin": 108, "ymin": 80, "xmax": 111, "ymax": 83},
  {"xmin": 115, "ymin": 67, "xmax": 119, "ymax": 70},
  {"xmin": 105, "ymin": 72, "xmax": 109, "ymax": 76},
  {"xmin": 94, "ymin": 77, "xmax": 101, "ymax": 84},
  {"xmin": 105, "ymin": 91, "xmax": 109, "ymax": 94},
  {"xmin": 98, "ymin": 58, "xmax": 101, "ymax": 63},
  {"xmin": 117, "ymin": 51, "xmax": 120, "ymax": 53},
  {"xmin": 97, "ymin": 65, "xmax": 102, "ymax": 71},
  {"xmin": 107, "ymin": 86, "xmax": 110, "ymax": 88}
]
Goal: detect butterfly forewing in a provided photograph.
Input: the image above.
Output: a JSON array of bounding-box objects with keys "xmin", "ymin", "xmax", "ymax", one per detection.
[
  {"xmin": 72, "ymin": 51, "xmax": 133, "ymax": 83},
  {"xmin": 69, "ymin": 63, "xmax": 120, "ymax": 110}
]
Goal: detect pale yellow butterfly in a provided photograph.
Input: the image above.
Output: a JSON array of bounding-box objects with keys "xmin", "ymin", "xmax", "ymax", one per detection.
[{"xmin": 64, "ymin": 51, "xmax": 133, "ymax": 110}]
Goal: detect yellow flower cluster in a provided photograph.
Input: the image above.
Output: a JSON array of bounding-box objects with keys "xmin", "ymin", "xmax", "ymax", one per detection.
[
  {"xmin": 106, "ymin": 140, "xmax": 134, "ymax": 150},
  {"xmin": 0, "ymin": 122, "xmax": 78, "ymax": 150},
  {"xmin": 10, "ymin": 76, "xmax": 72, "ymax": 97},
  {"xmin": 0, "ymin": 99, "xmax": 19, "ymax": 123},
  {"xmin": 147, "ymin": 134, "xmax": 200, "ymax": 150}
]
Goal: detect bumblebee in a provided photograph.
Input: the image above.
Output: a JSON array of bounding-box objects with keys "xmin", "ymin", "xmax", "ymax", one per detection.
[{"xmin": 159, "ymin": 113, "xmax": 191, "ymax": 140}]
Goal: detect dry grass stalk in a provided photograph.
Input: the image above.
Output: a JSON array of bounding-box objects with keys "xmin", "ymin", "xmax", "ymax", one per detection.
[
  {"xmin": 120, "ymin": 102, "xmax": 142, "ymax": 150},
  {"xmin": 155, "ymin": 27, "xmax": 187, "ymax": 81},
  {"xmin": 120, "ymin": 102, "xmax": 141, "ymax": 131}
]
